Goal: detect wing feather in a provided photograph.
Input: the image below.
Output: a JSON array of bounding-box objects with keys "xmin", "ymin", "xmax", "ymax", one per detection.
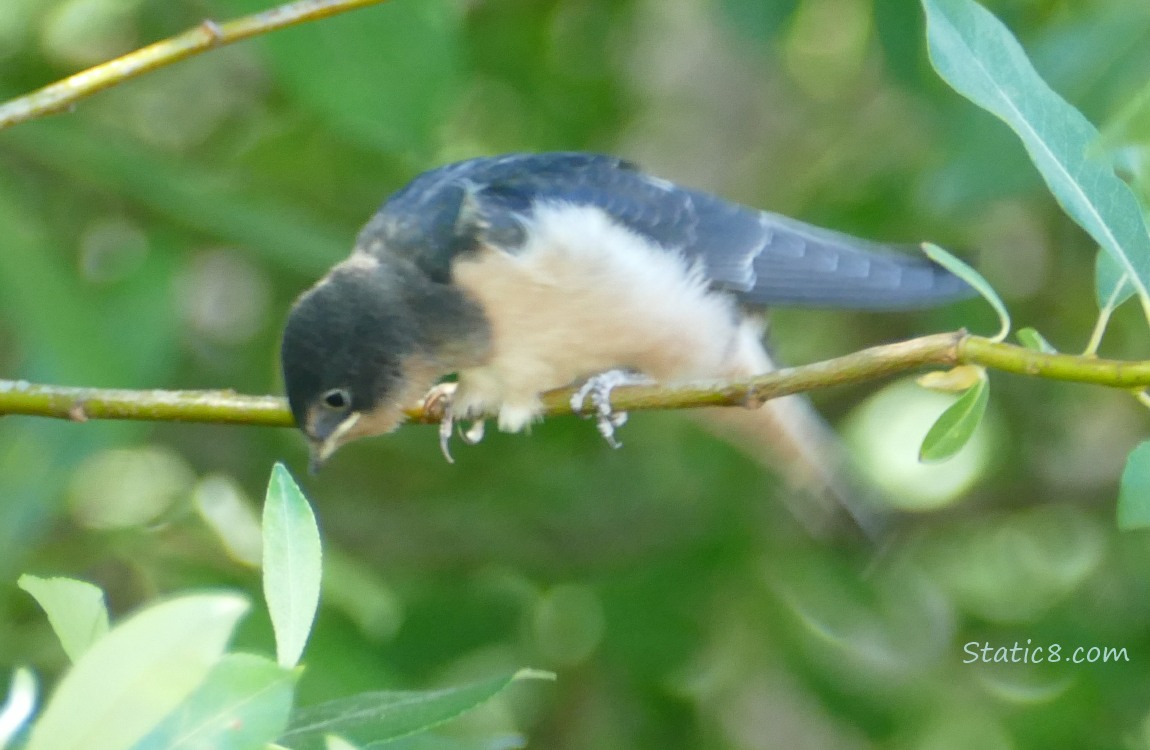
[{"xmin": 362, "ymin": 153, "xmax": 973, "ymax": 310}]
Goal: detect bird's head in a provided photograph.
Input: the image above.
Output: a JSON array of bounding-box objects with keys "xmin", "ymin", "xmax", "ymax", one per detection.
[
  {"xmin": 282, "ymin": 258, "xmax": 429, "ymax": 471},
  {"xmin": 281, "ymin": 254, "xmax": 490, "ymax": 471}
]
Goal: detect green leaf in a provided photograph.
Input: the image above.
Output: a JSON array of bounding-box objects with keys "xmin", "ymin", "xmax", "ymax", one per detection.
[
  {"xmin": 0, "ymin": 169, "xmax": 179, "ymax": 390},
  {"xmin": 1095, "ymin": 249, "xmax": 1136, "ymax": 311},
  {"xmin": 264, "ymin": 463, "xmax": 322, "ymax": 669},
  {"xmin": 230, "ymin": 0, "xmax": 461, "ymax": 156},
  {"xmin": 1098, "ymin": 76, "xmax": 1150, "ymax": 153},
  {"xmin": 717, "ymin": 0, "xmax": 801, "ymax": 45},
  {"xmin": 921, "ymin": 243, "xmax": 1010, "ymax": 341},
  {"xmin": 25, "ymin": 593, "xmax": 249, "ymax": 750},
  {"xmin": 919, "ymin": 373, "xmax": 990, "ymax": 462},
  {"xmin": 1015, "ymin": 327, "xmax": 1057, "ymax": 354},
  {"xmin": 0, "ymin": 668, "xmax": 37, "ymax": 750},
  {"xmin": 0, "ymin": 178, "xmax": 122, "ymax": 385},
  {"xmin": 321, "ymin": 550, "xmax": 402, "ymax": 642},
  {"xmin": 325, "ymin": 737, "xmax": 359, "ymax": 750},
  {"xmin": 1121, "ymin": 149, "xmax": 1150, "ymax": 207},
  {"xmin": 131, "ymin": 654, "xmax": 297, "ymax": 750},
  {"xmin": 1118, "ymin": 442, "xmax": 1150, "ymax": 530},
  {"xmin": 364, "ymin": 734, "xmax": 526, "ymax": 750},
  {"xmin": 279, "ymin": 670, "xmax": 554, "ymax": 750},
  {"xmin": 17, "ymin": 575, "xmax": 109, "ymax": 663},
  {"xmin": 922, "ymin": 0, "xmax": 1150, "ymax": 313},
  {"xmin": 3, "ymin": 121, "xmax": 346, "ymax": 276}
]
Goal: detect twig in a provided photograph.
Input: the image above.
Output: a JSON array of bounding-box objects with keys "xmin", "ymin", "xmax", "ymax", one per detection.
[
  {"xmin": 0, "ymin": 382, "xmax": 293, "ymax": 427},
  {"xmin": 0, "ymin": 0, "xmax": 392, "ymax": 131},
  {"xmin": 531, "ymin": 332, "xmax": 965, "ymax": 418},
  {"xmin": 6, "ymin": 332, "xmax": 1150, "ymax": 428}
]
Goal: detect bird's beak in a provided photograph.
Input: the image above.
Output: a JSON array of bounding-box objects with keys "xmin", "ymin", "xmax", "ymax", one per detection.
[
  {"xmin": 307, "ymin": 412, "xmax": 362, "ymax": 474},
  {"xmin": 307, "ymin": 444, "xmax": 327, "ymax": 475}
]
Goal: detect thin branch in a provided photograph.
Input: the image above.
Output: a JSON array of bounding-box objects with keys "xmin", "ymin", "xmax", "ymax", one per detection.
[
  {"xmin": 0, "ymin": 0, "xmax": 391, "ymax": 131},
  {"xmin": 0, "ymin": 382, "xmax": 293, "ymax": 427},
  {"xmin": 1083, "ymin": 305, "xmax": 1113, "ymax": 358},
  {"xmin": 959, "ymin": 335, "xmax": 1150, "ymax": 385},
  {"xmin": 1084, "ymin": 271, "xmax": 1130, "ymax": 357},
  {"xmin": 529, "ymin": 332, "xmax": 965, "ymax": 419},
  {"xmin": 7, "ymin": 331, "xmax": 1150, "ymax": 429}
]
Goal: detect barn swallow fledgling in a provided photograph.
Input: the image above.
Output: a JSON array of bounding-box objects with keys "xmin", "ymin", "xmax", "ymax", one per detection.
[{"xmin": 281, "ymin": 153, "xmax": 972, "ymax": 494}]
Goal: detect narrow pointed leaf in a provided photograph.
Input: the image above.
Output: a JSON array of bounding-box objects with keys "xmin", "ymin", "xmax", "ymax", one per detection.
[
  {"xmin": 1118, "ymin": 442, "xmax": 1150, "ymax": 530},
  {"xmin": 17, "ymin": 576, "xmax": 109, "ymax": 663},
  {"xmin": 263, "ymin": 463, "xmax": 322, "ymax": 669},
  {"xmin": 918, "ymin": 364, "xmax": 984, "ymax": 392},
  {"xmin": 279, "ymin": 670, "xmax": 554, "ymax": 750},
  {"xmin": 1016, "ymin": 327, "xmax": 1057, "ymax": 353},
  {"xmin": 923, "ymin": 0, "xmax": 1150, "ymax": 311},
  {"xmin": 922, "ymin": 243, "xmax": 1010, "ymax": 341},
  {"xmin": 919, "ymin": 374, "xmax": 989, "ymax": 462},
  {"xmin": 132, "ymin": 654, "xmax": 297, "ymax": 750},
  {"xmin": 25, "ymin": 594, "xmax": 249, "ymax": 750},
  {"xmin": 1095, "ymin": 250, "xmax": 1136, "ymax": 311}
]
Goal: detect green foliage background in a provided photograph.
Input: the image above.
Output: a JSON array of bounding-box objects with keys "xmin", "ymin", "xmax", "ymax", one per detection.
[{"xmin": 2, "ymin": 0, "xmax": 1150, "ymax": 747}]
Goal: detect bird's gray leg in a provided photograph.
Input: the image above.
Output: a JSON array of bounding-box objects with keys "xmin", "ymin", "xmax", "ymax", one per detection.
[{"xmin": 570, "ymin": 370, "xmax": 653, "ymax": 448}]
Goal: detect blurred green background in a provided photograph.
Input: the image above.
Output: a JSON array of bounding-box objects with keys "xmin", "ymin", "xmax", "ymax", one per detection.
[{"xmin": 3, "ymin": 0, "xmax": 1150, "ymax": 747}]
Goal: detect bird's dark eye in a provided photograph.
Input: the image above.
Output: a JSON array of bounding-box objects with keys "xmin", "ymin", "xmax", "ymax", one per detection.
[{"xmin": 322, "ymin": 388, "xmax": 351, "ymax": 410}]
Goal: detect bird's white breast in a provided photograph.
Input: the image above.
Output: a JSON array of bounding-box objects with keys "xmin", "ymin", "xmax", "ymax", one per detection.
[{"xmin": 449, "ymin": 203, "xmax": 770, "ymax": 431}]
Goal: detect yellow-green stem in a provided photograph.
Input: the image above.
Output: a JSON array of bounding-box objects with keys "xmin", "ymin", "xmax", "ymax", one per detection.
[
  {"xmin": 7, "ymin": 331, "xmax": 1150, "ymax": 430},
  {"xmin": 0, "ymin": 0, "xmax": 391, "ymax": 131}
]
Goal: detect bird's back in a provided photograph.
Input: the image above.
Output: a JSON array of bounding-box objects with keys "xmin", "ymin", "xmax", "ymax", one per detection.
[{"xmin": 360, "ymin": 152, "xmax": 973, "ymax": 310}]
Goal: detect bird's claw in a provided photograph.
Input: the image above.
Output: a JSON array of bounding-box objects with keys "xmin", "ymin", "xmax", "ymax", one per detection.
[
  {"xmin": 437, "ymin": 411, "xmax": 456, "ymax": 463},
  {"xmin": 570, "ymin": 370, "xmax": 649, "ymax": 449},
  {"xmin": 440, "ymin": 417, "xmax": 486, "ymax": 461},
  {"xmin": 423, "ymin": 383, "xmax": 485, "ymax": 463},
  {"xmin": 422, "ymin": 383, "xmax": 459, "ymax": 462},
  {"xmin": 460, "ymin": 419, "xmax": 486, "ymax": 445}
]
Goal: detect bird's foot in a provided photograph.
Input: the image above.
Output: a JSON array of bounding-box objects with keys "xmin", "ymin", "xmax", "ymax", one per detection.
[
  {"xmin": 570, "ymin": 370, "xmax": 652, "ymax": 449},
  {"xmin": 422, "ymin": 383, "xmax": 485, "ymax": 463}
]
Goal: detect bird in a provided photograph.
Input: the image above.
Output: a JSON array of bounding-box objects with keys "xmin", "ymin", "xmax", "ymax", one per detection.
[{"xmin": 281, "ymin": 153, "xmax": 972, "ymax": 507}]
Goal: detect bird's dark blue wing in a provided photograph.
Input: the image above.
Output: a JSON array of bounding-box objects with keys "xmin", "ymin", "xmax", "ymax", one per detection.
[{"xmin": 361, "ymin": 153, "xmax": 973, "ymax": 309}]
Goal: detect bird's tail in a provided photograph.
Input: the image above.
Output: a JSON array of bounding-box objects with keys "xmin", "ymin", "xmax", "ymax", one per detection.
[
  {"xmin": 700, "ymin": 395, "xmax": 888, "ymax": 538},
  {"xmin": 692, "ymin": 337, "xmax": 888, "ymax": 540}
]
